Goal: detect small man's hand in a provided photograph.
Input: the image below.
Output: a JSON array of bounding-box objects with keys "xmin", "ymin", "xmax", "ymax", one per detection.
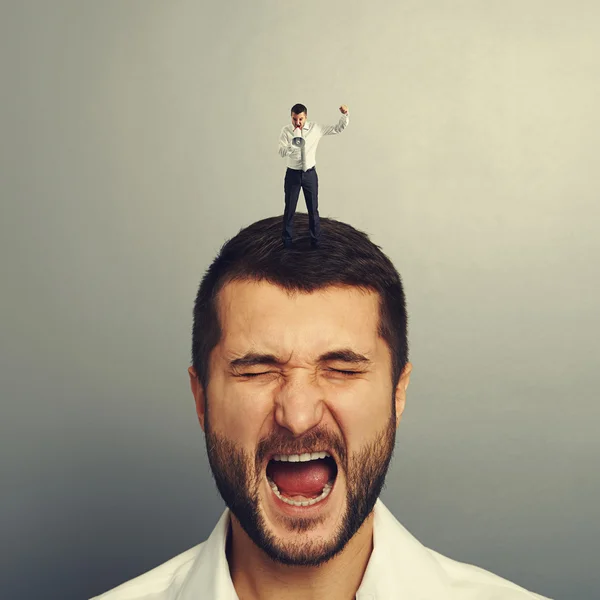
[{"xmin": 339, "ymin": 104, "xmax": 349, "ymax": 114}]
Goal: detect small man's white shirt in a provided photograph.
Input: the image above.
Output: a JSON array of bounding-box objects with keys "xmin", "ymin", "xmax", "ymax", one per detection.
[
  {"xmin": 278, "ymin": 112, "xmax": 349, "ymax": 171},
  {"xmin": 91, "ymin": 500, "xmax": 551, "ymax": 600}
]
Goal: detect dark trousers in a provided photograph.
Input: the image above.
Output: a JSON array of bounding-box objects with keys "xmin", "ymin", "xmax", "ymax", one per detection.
[{"xmin": 282, "ymin": 167, "xmax": 320, "ymax": 244}]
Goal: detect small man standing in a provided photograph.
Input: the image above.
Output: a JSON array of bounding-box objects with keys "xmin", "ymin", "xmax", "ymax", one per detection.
[{"xmin": 278, "ymin": 103, "xmax": 349, "ymax": 248}]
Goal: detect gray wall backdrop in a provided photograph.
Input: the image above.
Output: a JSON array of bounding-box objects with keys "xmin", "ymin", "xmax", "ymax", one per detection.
[{"xmin": 1, "ymin": 1, "xmax": 598, "ymax": 599}]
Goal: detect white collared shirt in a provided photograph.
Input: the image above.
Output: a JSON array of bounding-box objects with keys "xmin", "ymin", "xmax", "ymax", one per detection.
[
  {"xmin": 91, "ymin": 500, "xmax": 551, "ymax": 600},
  {"xmin": 278, "ymin": 113, "xmax": 349, "ymax": 171}
]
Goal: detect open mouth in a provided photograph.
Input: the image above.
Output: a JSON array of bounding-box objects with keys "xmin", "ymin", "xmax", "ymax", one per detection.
[{"xmin": 266, "ymin": 452, "xmax": 338, "ymax": 508}]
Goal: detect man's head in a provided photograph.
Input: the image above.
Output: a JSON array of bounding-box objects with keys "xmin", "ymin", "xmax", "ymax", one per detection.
[
  {"xmin": 291, "ymin": 103, "xmax": 307, "ymax": 129},
  {"xmin": 189, "ymin": 215, "xmax": 411, "ymax": 567}
]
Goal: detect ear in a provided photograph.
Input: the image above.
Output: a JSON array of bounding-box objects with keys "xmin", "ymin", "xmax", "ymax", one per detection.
[
  {"xmin": 188, "ymin": 366, "xmax": 206, "ymax": 432},
  {"xmin": 394, "ymin": 363, "xmax": 412, "ymax": 429}
]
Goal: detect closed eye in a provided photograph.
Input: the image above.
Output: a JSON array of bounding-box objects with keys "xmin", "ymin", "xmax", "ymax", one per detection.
[
  {"xmin": 233, "ymin": 371, "xmax": 274, "ymax": 378},
  {"xmin": 328, "ymin": 369, "xmax": 364, "ymax": 376}
]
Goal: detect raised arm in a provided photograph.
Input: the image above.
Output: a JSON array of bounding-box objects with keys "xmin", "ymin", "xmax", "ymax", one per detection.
[{"xmin": 319, "ymin": 104, "xmax": 350, "ymax": 136}]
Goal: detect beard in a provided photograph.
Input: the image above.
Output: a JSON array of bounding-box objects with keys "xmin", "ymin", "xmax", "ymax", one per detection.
[{"xmin": 204, "ymin": 403, "xmax": 397, "ymax": 567}]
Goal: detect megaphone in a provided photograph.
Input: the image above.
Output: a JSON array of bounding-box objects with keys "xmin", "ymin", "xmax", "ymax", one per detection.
[{"xmin": 291, "ymin": 128, "xmax": 305, "ymax": 149}]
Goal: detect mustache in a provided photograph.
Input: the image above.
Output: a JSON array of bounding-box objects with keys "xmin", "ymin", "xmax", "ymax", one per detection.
[{"xmin": 256, "ymin": 428, "xmax": 347, "ymax": 467}]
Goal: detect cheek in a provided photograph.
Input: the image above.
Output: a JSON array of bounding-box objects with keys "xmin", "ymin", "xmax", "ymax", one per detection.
[
  {"xmin": 207, "ymin": 379, "xmax": 274, "ymax": 443},
  {"xmin": 329, "ymin": 379, "xmax": 394, "ymax": 446}
]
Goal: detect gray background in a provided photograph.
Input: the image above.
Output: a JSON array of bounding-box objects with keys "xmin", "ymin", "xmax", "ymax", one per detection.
[{"xmin": 1, "ymin": 1, "xmax": 598, "ymax": 599}]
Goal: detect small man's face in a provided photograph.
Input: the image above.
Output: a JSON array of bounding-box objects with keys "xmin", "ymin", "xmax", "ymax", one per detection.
[
  {"xmin": 291, "ymin": 111, "xmax": 306, "ymax": 129},
  {"xmin": 191, "ymin": 280, "xmax": 411, "ymax": 565}
]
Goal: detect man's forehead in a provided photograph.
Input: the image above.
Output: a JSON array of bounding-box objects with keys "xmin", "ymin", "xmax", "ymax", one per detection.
[
  {"xmin": 215, "ymin": 279, "xmax": 381, "ymax": 337},
  {"xmin": 212, "ymin": 281, "xmax": 389, "ymax": 368}
]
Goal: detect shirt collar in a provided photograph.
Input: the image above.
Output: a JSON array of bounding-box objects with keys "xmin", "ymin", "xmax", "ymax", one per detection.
[
  {"xmin": 356, "ymin": 500, "xmax": 451, "ymax": 600},
  {"xmin": 176, "ymin": 509, "xmax": 238, "ymax": 600},
  {"xmin": 176, "ymin": 500, "xmax": 451, "ymax": 600}
]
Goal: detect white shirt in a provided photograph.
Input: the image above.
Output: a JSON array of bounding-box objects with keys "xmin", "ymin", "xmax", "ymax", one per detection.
[
  {"xmin": 279, "ymin": 113, "xmax": 349, "ymax": 172},
  {"xmin": 91, "ymin": 500, "xmax": 552, "ymax": 600}
]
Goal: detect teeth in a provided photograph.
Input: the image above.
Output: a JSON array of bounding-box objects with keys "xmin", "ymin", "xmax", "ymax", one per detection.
[
  {"xmin": 273, "ymin": 451, "xmax": 331, "ymax": 462},
  {"xmin": 267, "ymin": 477, "xmax": 334, "ymax": 507}
]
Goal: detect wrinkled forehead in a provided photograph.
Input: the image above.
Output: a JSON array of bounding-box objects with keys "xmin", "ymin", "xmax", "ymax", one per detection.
[{"xmin": 215, "ymin": 279, "xmax": 382, "ymax": 346}]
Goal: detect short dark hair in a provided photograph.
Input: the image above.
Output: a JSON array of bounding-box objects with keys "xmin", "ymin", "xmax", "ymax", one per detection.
[
  {"xmin": 192, "ymin": 214, "xmax": 408, "ymax": 390},
  {"xmin": 291, "ymin": 103, "xmax": 307, "ymax": 115}
]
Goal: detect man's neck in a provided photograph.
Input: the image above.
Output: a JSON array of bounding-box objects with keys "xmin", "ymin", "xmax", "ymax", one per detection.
[{"xmin": 227, "ymin": 514, "xmax": 374, "ymax": 600}]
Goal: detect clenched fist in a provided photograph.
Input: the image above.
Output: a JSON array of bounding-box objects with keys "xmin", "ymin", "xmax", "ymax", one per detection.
[{"xmin": 339, "ymin": 105, "xmax": 349, "ymax": 114}]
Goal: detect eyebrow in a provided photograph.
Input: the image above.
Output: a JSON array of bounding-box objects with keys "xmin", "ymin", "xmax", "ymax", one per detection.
[
  {"xmin": 229, "ymin": 348, "xmax": 372, "ymax": 369},
  {"xmin": 319, "ymin": 349, "xmax": 372, "ymax": 365},
  {"xmin": 229, "ymin": 353, "xmax": 283, "ymax": 369}
]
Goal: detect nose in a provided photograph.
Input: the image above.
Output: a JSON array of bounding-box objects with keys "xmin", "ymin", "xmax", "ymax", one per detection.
[{"xmin": 274, "ymin": 372, "xmax": 325, "ymax": 436}]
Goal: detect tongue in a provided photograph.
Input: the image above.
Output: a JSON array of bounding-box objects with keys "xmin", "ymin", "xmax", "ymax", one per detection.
[{"xmin": 268, "ymin": 460, "xmax": 333, "ymax": 497}]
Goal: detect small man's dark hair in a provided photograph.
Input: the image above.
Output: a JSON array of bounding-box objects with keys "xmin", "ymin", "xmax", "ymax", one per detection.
[
  {"xmin": 291, "ymin": 103, "xmax": 308, "ymax": 115},
  {"xmin": 192, "ymin": 214, "xmax": 408, "ymax": 390}
]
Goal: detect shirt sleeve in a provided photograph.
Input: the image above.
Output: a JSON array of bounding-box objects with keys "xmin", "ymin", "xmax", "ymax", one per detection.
[
  {"xmin": 278, "ymin": 127, "xmax": 294, "ymax": 158},
  {"xmin": 319, "ymin": 112, "xmax": 349, "ymax": 136}
]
